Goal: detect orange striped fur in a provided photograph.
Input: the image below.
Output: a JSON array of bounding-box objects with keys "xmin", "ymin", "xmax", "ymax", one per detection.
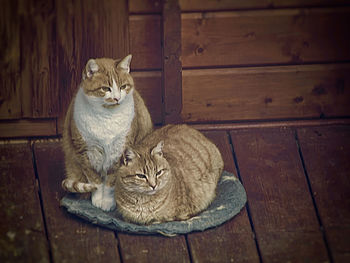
[{"xmin": 114, "ymin": 124, "xmax": 224, "ymax": 224}]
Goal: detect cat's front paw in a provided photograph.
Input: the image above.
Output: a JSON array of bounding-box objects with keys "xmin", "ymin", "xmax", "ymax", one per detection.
[
  {"xmin": 91, "ymin": 184, "xmax": 104, "ymax": 208},
  {"xmin": 91, "ymin": 184, "xmax": 116, "ymax": 211},
  {"xmin": 100, "ymin": 185, "xmax": 116, "ymax": 211},
  {"xmin": 100, "ymin": 197, "xmax": 116, "ymax": 212}
]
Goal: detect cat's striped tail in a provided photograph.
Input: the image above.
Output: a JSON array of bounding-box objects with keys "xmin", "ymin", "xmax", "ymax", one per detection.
[{"xmin": 62, "ymin": 179, "xmax": 97, "ymax": 193}]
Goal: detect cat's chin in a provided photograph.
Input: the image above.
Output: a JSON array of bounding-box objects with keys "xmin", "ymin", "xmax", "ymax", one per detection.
[{"xmin": 143, "ymin": 189, "xmax": 158, "ymax": 195}]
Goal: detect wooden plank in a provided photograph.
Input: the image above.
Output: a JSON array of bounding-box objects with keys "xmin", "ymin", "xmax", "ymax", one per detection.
[
  {"xmin": 0, "ymin": 119, "xmax": 57, "ymax": 138},
  {"xmin": 0, "ymin": 143, "xmax": 50, "ymax": 262},
  {"xmin": 57, "ymin": 0, "xmax": 129, "ymax": 136},
  {"xmin": 0, "ymin": 0, "xmax": 21, "ymax": 119},
  {"xmin": 129, "ymin": 0, "xmax": 161, "ymax": 13},
  {"xmin": 19, "ymin": 0, "xmax": 58, "ymax": 118},
  {"xmin": 130, "ymin": 0, "xmax": 350, "ymax": 13},
  {"xmin": 34, "ymin": 141, "xmax": 121, "ymax": 262},
  {"xmin": 230, "ymin": 128, "xmax": 330, "ymax": 262},
  {"xmin": 182, "ymin": 64, "xmax": 350, "ymax": 122},
  {"xmin": 179, "ymin": 0, "xmax": 350, "ymax": 11},
  {"xmin": 297, "ymin": 126, "xmax": 350, "ymax": 262},
  {"xmin": 117, "ymin": 234, "xmax": 189, "ymax": 263},
  {"xmin": 191, "ymin": 118, "xmax": 350, "ymax": 131},
  {"xmin": 182, "ymin": 8, "xmax": 350, "ymax": 68},
  {"xmin": 129, "ymin": 15, "xmax": 162, "ymax": 70},
  {"xmin": 186, "ymin": 131, "xmax": 260, "ymax": 262},
  {"xmin": 132, "ymin": 71, "xmax": 162, "ymax": 124},
  {"xmin": 162, "ymin": 0, "xmax": 183, "ymax": 124}
]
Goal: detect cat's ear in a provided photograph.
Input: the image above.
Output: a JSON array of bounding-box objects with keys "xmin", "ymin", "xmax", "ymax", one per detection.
[
  {"xmin": 84, "ymin": 59, "xmax": 99, "ymax": 79},
  {"xmin": 151, "ymin": 141, "xmax": 164, "ymax": 157},
  {"xmin": 117, "ymin": 54, "xmax": 132, "ymax": 73},
  {"xmin": 122, "ymin": 148, "xmax": 136, "ymax": 166}
]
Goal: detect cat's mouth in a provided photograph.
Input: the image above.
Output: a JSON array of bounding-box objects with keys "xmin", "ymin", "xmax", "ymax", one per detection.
[{"xmin": 103, "ymin": 102, "xmax": 120, "ymax": 109}]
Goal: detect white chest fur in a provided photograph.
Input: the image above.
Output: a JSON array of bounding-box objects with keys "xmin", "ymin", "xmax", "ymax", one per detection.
[{"xmin": 73, "ymin": 87, "xmax": 135, "ymax": 173}]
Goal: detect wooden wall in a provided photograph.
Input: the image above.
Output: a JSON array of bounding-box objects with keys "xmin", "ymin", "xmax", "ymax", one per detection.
[
  {"xmin": 180, "ymin": 0, "xmax": 350, "ymax": 123},
  {"xmin": 0, "ymin": 0, "xmax": 130, "ymax": 137},
  {"xmin": 1, "ymin": 0, "xmax": 350, "ymax": 138}
]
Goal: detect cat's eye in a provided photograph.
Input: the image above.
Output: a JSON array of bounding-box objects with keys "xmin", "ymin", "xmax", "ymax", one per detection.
[
  {"xmin": 156, "ymin": 169, "xmax": 164, "ymax": 177},
  {"xmin": 136, "ymin": 174, "xmax": 146, "ymax": 179},
  {"xmin": 120, "ymin": 84, "xmax": 127, "ymax": 90},
  {"xmin": 101, "ymin": 86, "xmax": 111, "ymax": 92}
]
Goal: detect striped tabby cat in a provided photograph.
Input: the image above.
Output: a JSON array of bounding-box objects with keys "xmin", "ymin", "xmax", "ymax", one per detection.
[
  {"xmin": 114, "ymin": 124, "xmax": 224, "ymax": 224},
  {"xmin": 62, "ymin": 55, "xmax": 152, "ymax": 211}
]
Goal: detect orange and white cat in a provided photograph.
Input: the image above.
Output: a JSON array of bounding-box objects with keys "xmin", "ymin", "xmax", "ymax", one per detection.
[{"xmin": 62, "ymin": 55, "xmax": 152, "ymax": 211}]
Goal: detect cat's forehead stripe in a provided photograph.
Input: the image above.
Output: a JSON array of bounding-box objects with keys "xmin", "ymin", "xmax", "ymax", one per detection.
[{"xmin": 112, "ymin": 78, "xmax": 117, "ymax": 89}]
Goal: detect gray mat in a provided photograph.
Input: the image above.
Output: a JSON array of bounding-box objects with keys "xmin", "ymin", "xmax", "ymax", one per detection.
[{"xmin": 60, "ymin": 171, "xmax": 247, "ymax": 236}]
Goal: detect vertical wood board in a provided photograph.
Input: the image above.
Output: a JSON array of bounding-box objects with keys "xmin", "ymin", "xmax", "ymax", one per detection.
[
  {"xmin": 129, "ymin": 15, "xmax": 162, "ymax": 70},
  {"xmin": 230, "ymin": 128, "xmax": 329, "ymax": 262},
  {"xmin": 0, "ymin": 143, "xmax": 50, "ymax": 262},
  {"xmin": 117, "ymin": 234, "xmax": 190, "ymax": 263},
  {"xmin": 34, "ymin": 142, "xmax": 121, "ymax": 262},
  {"xmin": 20, "ymin": 0, "xmax": 58, "ymax": 118},
  {"xmin": 297, "ymin": 126, "xmax": 350, "ymax": 262},
  {"xmin": 129, "ymin": 0, "xmax": 162, "ymax": 13},
  {"xmin": 132, "ymin": 71, "xmax": 163, "ymax": 124},
  {"xmin": 0, "ymin": 1, "xmax": 21, "ymax": 119},
  {"xmin": 162, "ymin": 0, "xmax": 183, "ymax": 124},
  {"xmin": 186, "ymin": 131, "xmax": 260, "ymax": 263}
]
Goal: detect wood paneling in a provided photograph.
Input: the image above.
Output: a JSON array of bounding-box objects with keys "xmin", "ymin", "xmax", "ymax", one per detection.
[
  {"xmin": 129, "ymin": 15, "xmax": 162, "ymax": 70},
  {"xmin": 34, "ymin": 142, "xmax": 121, "ymax": 262},
  {"xmin": 57, "ymin": 0, "xmax": 129, "ymax": 129},
  {"xmin": 192, "ymin": 118, "xmax": 350, "ymax": 131},
  {"xmin": 0, "ymin": 1, "xmax": 21, "ymax": 119},
  {"xmin": 0, "ymin": 143, "xmax": 50, "ymax": 262},
  {"xmin": 2, "ymin": 1, "xmax": 350, "ymax": 137},
  {"xmin": 132, "ymin": 71, "xmax": 162, "ymax": 124},
  {"xmin": 182, "ymin": 64, "xmax": 350, "ymax": 122},
  {"xmin": 297, "ymin": 126, "xmax": 350, "ymax": 262},
  {"xmin": 187, "ymin": 131, "xmax": 260, "ymax": 263},
  {"xmin": 0, "ymin": 119, "xmax": 57, "ymax": 138},
  {"xmin": 118, "ymin": 234, "xmax": 189, "ymax": 263},
  {"xmin": 230, "ymin": 128, "xmax": 329, "ymax": 262},
  {"xmin": 182, "ymin": 8, "xmax": 350, "ymax": 68},
  {"xmin": 180, "ymin": 0, "xmax": 350, "ymax": 11},
  {"xmin": 20, "ymin": 0, "xmax": 58, "ymax": 118},
  {"xmin": 162, "ymin": 0, "xmax": 183, "ymax": 123},
  {"xmin": 129, "ymin": 0, "xmax": 161, "ymax": 13},
  {"xmin": 129, "ymin": 0, "xmax": 350, "ymax": 13}
]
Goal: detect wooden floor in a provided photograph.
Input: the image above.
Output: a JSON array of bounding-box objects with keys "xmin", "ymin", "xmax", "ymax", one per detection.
[{"xmin": 1, "ymin": 125, "xmax": 349, "ymax": 263}]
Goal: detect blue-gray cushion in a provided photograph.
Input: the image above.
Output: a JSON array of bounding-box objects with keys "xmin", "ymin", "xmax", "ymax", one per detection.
[{"xmin": 60, "ymin": 171, "xmax": 247, "ymax": 236}]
